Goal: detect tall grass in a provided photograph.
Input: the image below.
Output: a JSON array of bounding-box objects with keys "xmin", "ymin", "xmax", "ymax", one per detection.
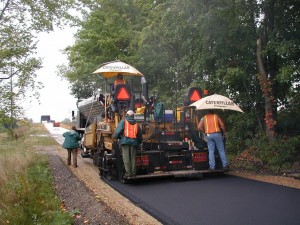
[{"xmin": 0, "ymin": 123, "xmax": 72, "ymax": 225}]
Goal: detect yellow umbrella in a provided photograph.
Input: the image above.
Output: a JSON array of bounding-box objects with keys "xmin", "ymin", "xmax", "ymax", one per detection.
[{"xmin": 93, "ymin": 60, "xmax": 144, "ymax": 78}]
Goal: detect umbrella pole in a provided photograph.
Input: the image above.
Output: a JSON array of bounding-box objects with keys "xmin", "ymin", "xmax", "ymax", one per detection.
[{"xmin": 104, "ymin": 78, "xmax": 107, "ymax": 121}]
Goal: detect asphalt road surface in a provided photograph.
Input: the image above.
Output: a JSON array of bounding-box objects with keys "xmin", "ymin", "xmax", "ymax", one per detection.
[
  {"xmin": 45, "ymin": 123, "xmax": 300, "ymax": 225},
  {"xmin": 107, "ymin": 176, "xmax": 300, "ymax": 225}
]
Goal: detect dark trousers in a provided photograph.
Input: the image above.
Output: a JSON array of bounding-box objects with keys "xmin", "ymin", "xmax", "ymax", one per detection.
[{"xmin": 67, "ymin": 148, "xmax": 78, "ymax": 167}]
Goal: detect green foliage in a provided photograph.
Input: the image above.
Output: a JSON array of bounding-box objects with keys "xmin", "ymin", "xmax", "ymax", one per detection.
[
  {"xmin": 59, "ymin": 0, "xmax": 148, "ymax": 98},
  {"xmin": 277, "ymin": 108, "xmax": 300, "ymax": 136},
  {"xmin": 60, "ymin": 0, "xmax": 300, "ymax": 145},
  {"xmin": 30, "ymin": 136, "xmax": 59, "ymax": 146},
  {"xmin": 228, "ymin": 134, "xmax": 300, "ymax": 173},
  {"xmin": 225, "ymin": 111, "xmax": 262, "ymax": 153},
  {"xmin": 1, "ymin": 162, "xmax": 72, "ymax": 225},
  {"xmin": 0, "ymin": 0, "xmax": 78, "ymax": 126},
  {"xmin": 70, "ymin": 208, "xmax": 81, "ymax": 216},
  {"xmin": 0, "ymin": 123, "xmax": 73, "ymax": 225},
  {"xmin": 256, "ymin": 136, "xmax": 300, "ymax": 172}
]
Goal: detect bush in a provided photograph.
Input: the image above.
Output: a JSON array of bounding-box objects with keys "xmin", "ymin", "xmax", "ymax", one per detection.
[
  {"xmin": 256, "ymin": 136, "xmax": 300, "ymax": 172},
  {"xmin": 0, "ymin": 123, "xmax": 72, "ymax": 225},
  {"xmin": 225, "ymin": 110, "xmax": 263, "ymax": 154},
  {"xmin": 229, "ymin": 134, "xmax": 300, "ymax": 173},
  {"xmin": 1, "ymin": 160, "xmax": 72, "ymax": 225}
]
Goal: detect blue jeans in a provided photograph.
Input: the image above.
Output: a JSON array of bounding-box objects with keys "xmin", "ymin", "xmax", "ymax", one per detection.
[{"xmin": 207, "ymin": 132, "xmax": 228, "ymax": 169}]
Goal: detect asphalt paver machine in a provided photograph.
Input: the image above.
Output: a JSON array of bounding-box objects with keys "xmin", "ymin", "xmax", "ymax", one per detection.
[{"xmin": 76, "ymin": 61, "xmax": 226, "ymax": 183}]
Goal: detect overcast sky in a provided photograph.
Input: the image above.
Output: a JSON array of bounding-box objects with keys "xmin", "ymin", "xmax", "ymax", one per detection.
[{"xmin": 23, "ymin": 27, "xmax": 77, "ymax": 123}]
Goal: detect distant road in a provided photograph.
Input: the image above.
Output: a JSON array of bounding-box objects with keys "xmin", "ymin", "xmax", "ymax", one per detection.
[{"xmin": 44, "ymin": 122, "xmax": 67, "ymax": 145}]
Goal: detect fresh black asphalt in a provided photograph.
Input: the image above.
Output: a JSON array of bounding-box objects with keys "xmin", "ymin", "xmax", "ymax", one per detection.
[{"xmin": 106, "ymin": 174, "xmax": 300, "ymax": 225}]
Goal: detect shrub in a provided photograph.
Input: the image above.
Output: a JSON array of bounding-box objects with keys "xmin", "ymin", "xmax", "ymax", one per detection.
[
  {"xmin": 0, "ymin": 123, "xmax": 72, "ymax": 225},
  {"xmin": 1, "ymin": 161, "xmax": 72, "ymax": 225},
  {"xmin": 229, "ymin": 134, "xmax": 300, "ymax": 173},
  {"xmin": 256, "ymin": 136, "xmax": 300, "ymax": 172}
]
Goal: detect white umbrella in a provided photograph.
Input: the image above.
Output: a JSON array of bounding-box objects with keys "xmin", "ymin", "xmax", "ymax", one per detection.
[
  {"xmin": 93, "ymin": 60, "xmax": 144, "ymax": 78},
  {"xmin": 189, "ymin": 94, "xmax": 244, "ymax": 112}
]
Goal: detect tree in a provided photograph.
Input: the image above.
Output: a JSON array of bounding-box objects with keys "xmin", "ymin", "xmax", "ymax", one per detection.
[
  {"xmin": 256, "ymin": 0, "xmax": 300, "ymax": 140},
  {"xmin": 0, "ymin": 0, "xmax": 78, "ymax": 134},
  {"xmin": 0, "ymin": 15, "xmax": 43, "ymax": 130},
  {"xmin": 59, "ymin": 0, "xmax": 148, "ymax": 98},
  {"xmin": 61, "ymin": 0, "xmax": 300, "ymax": 142}
]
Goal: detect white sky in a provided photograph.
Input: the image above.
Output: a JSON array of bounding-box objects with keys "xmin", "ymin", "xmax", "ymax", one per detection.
[{"xmin": 23, "ymin": 27, "xmax": 78, "ymax": 123}]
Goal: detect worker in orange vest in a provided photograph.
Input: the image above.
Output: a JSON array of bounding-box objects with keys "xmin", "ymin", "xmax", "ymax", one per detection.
[
  {"xmin": 198, "ymin": 110, "xmax": 229, "ymax": 170},
  {"xmin": 113, "ymin": 74, "xmax": 126, "ymax": 90},
  {"xmin": 114, "ymin": 110, "xmax": 143, "ymax": 177}
]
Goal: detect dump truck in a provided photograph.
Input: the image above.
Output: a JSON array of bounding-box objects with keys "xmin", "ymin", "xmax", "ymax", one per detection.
[
  {"xmin": 75, "ymin": 61, "xmax": 226, "ymax": 183},
  {"xmin": 40, "ymin": 115, "xmax": 51, "ymax": 123}
]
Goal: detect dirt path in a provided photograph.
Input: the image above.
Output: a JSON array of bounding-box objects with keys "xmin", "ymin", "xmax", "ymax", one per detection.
[{"xmin": 228, "ymin": 170, "xmax": 300, "ymax": 189}]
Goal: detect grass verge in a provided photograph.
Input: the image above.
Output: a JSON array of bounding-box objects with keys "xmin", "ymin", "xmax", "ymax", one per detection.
[{"xmin": 0, "ymin": 123, "xmax": 72, "ymax": 225}]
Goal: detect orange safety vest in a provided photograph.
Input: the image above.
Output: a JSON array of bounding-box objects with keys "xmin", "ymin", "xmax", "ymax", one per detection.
[
  {"xmin": 203, "ymin": 114, "xmax": 221, "ymax": 134},
  {"xmin": 114, "ymin": 78, "xmax": 126, "ymax": 87},
  {"xmin": 124, "ymin": 120, "xmax": 138, "ymax": 138}
]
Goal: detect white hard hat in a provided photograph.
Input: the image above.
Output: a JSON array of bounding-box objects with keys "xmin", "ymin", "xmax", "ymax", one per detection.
[{"xmin": 126, "ymin": 110, "xmax": 134, "ymax": 116}]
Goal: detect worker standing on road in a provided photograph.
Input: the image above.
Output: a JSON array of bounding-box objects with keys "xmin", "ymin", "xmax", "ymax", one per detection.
[
  {"xmin": 114, "ymin": 110, "xmax": 143, "ymax": 177},
  {"xmin": 62, "ymin": 126, "xmax": 82, "ymax": 168},
  {"xmin": 198, "ymin": 110, "xmax": 229, "ymax": 170}
]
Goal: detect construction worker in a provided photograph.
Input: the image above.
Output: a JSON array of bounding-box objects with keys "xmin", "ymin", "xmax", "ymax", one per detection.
[
  {"xmin": 198, "ymin": 110, "xmax": 229, "ymax": 170},
  {"xmin": 62, "ymin": 126, "xmax": 82, "ymax": 168},
  {"xmin": 113, "ymin": 74, "xmax": 126, "ymax": 90},
  {"xmin": 114, "ymin": 110, "xmax": 143, "ymax": 177}
]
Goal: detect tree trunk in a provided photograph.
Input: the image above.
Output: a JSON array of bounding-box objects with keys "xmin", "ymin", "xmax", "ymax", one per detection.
[{"xmin": 256, "ymin": 37, "xmax": 276, "ymax": 140}]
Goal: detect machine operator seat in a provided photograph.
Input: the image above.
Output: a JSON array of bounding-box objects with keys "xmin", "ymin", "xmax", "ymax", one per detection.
[{"xmin": 113, "ymin": 84, "xmax": 131, "ymax": 115}]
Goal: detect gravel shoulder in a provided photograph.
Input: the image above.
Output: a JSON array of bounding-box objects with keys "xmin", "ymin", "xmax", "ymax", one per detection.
[
  {"xmin": 38, "ymin": 144, "xmax": 300, "ymax": 225},
  {"xmin": 228, "ymin": 170, "xmax": 300, "ymax": 189},
  {"xmin": 40, "ymin": 145, "xmax": 161, "ymax": 225}
]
